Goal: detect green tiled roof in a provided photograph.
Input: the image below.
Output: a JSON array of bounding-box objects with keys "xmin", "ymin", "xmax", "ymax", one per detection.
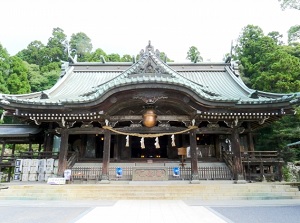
[{"xmin": 0, "ymin": 43, "xmax": 299, "ymax": 108}]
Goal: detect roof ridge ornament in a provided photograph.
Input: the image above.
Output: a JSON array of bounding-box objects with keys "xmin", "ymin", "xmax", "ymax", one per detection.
[
  {"xmin": 140, "ymin": 41, "xmax": 160, "ymax": 59},
  {"xmin": 146, "ymin": 40, "xmax": 154, "ymax": 54}
]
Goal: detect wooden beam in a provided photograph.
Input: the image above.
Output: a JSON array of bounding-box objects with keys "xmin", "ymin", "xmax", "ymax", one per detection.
[{"xmin": 109, "ymin": 115, "xmax": 191, "ymax": 122}]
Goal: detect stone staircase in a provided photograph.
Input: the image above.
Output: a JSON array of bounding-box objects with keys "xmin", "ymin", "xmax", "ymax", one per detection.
[{"xmin": 0, "ymin": 182, "xmax": 299, "ymax": 200}]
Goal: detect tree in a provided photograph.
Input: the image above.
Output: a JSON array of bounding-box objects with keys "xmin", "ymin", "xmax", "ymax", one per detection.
[
  {"xmin": 121, "ymin": 54, "xmax": 133, "ymax": 62},
  {"xmin": 268, "ymin": 31, "xmax": 284, "ymax": 45},
  {"xmin": 16, "ymin": 40, "xmax": 46, "ymax": 67},
  {"xmin": 86, "ymin": 48, "xmax": 107, "ymax": 62},
  {"xmin": 234, "ymin": 25, "xmax": 276, "ymax": 79},
  {"xmin": 159, "ymin": 52, "xmax": 173, "ymax": 62},
  {"xmin": 107, "ymin": 53, "xmax": 121, "ymax": 62},
  {"xmin": 235, "ymin": 25, "xmax": 300, "ymax": 92},
  {"xmin": 46, "ymin": 27, "xmax": 68, "ymax": 62},
  {"xmin": 186, "ymin": 46, "xmax": 203, "ymax": 62},
  {"xmin": 6, "ymin": 56, "xmax": 31, "ymax": 94},
  {"xmin": 0, "ymin": 43, "xmax": 10, "ymax": 93},
  {"xmin": 234, "ymin": 24, "xmax": 300, "ymax": 162},
  {"xmin": 278, "ymin": 0, "xmax": 300, "ymax": 10},
  {"xmin": 287, "ymin": 25, "xmax": 300, "ymax": 44},
  {"xmin": 70, "ymin": 32, "xmax": 93, "ymax": 61},
  {"xmin": 25, "ymin": 62, "xmax": 49, "ymax": 92},
  {"xmin": 42, "ymin": 70, "xmax": 60, "ymax": 90}
]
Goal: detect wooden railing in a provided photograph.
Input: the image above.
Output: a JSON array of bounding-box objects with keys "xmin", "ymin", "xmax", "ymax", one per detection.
[
  {"xmin": 241, "ymin": 151, "xmax": 281, "ymax": 160},
  {"xmin": 222, "ymin": 151, "xmax": 234, "ymax": 173},
  {"xmin": 19, "ymin": 151, "xmax": 59, "ymax": 159},
  {"xmin": 0, "ymin": 155, "xmax": 16, "ymax": 167},
  {"xmin": 222, "ymin": 150, "xmax": 283, "ymax": 181},
  {"xmin": 0, "ymin": 152, "xmax": 59, "ymax": 168},
  {"xmin": 71, "ymin": 166, "xmax": 233, "ymax": 182},
  {"xmin": 67, "ymin": 151, "xmax": 79, "ymax": 168},
  {"xmin": 241, "ymin": 151, "xmax": 283, "ymax": 182}
]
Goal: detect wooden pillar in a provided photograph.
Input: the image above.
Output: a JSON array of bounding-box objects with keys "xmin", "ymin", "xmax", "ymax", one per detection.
[
  {"xmin": 167, "ymin": 135, "xmax": 173, "ymax": 159},
  {"xmin": 113, "ymin": 135, "xmax": 120, "ymax": 161},
  {"xmin": 12, "ymin": 144, "xmax": 16, "ymax": 155},
  {"xmin": 57, "ymin": 128, "xmax": 69, "ymax": 176},
  {"xmin": 101, "ymin": 129, "xmax": 111, "ymax": 182},
  {"xmin": 85, "ymin": 135, "xmax": 96, "ymax": 158},
  {"xmin": 231, "ymin": 127, "xmax": 245, "ymax": 183},
  {"xmin": 215, "ymin": 136, "xmax": 221, "ymax": 160},
  {"xmin": 189, "ymin": 129, "xmax": 200, "ymax": 182},
  {"xmin": 79, "ymin": 135, "xmax": 86, "ymax": 158},
  {"xmin": 278, "ymin": 162, "xmax": 283, "ymax": 182},
  {"xmin": 247, "ymin": 123, "xmax": 255, "ymax": 151},
  {"xmin": 44, "ymin": 132, "xmax": 54, "ymax": 152},
  {"xmin": 0, "ymin": 141, "xmax": 5, "ymax": 162}
]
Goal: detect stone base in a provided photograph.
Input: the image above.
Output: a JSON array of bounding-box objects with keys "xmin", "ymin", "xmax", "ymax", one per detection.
[
  {"xmin": 98, "ymin": 179, "xmax": 110, "ymax": 184},
  {"xmin": 132, "ymin": 167, "xmax": 168, "ymax": 181},
  {"xmin": 190, "ymin": 180, "xmax": 201, "ymax": 184},
  {"xmin": 234, "ymin": 179, "xmax": 247, "ymax": 184}
]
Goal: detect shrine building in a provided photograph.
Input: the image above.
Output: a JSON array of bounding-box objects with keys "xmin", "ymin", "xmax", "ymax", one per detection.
[{"xmin": 0, "ymin": 42, "xmax": 299, "ymax": 183}]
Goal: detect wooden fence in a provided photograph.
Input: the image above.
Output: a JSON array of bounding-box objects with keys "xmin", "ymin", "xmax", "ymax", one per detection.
[{"xmin": 71, "ymin": 166, "xmax": 232, "ymax": 181}]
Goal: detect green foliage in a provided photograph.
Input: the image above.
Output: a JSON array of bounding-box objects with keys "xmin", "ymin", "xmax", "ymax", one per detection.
[
  {"xmin": 282, "ymin": 165, "xmax": 293, "ymax": 181},
  {"xmin": 268, "ymin": 31, "xmax": 284, "ymax": 45},
  {"xmin": 278, "ymin": 0, "xmax": 300, "ymax": 10},
  {"xmin": 107, "ymin": 53, "xmax": 121, "ymax": 62},
  {"xmin": 0, "ymin": 43, "xmax": 10, "ymax": 93},
  {"xmin": 86, "ymin": 48, "xmax": 107, "ymax": 62},
  {"xmin": 235, "ymin": 24, "xmax": 300, "ymax": 93},
  {"xmin": 159, "ymin": 52, "xmax": 173, "ymax": 62},
  {"xmin": 46, "ymin": 27, "xmax": 68, "ymax": 62},
  {"xmin": 25, "ymin": 62, "xmax": 46, "ymax": 92},
  {"xmin": 16, "ymin": 40, "xmax": 46, "ymax": 66},
  {"xmin": 121, "ymin": 54, "xmax": 133, "ymax": 62},
  {"xmin": 6, "ymin": 56, "xmax": 31, "ymax": 94},
  {"xmin": 43, "ymin": 70, "xmax": 60, "ymax": 89},
  {"xmin": 255, "ymin": 114, "xmax": 300, "ymax": 161},
  {"xmin": 283, "ymin": 42, "xmax": 300, "ymax": 58},
  {"xmin": 235, "ymin": 24, "xmax": 300, "ymax": 162},
  {"xmin": 17, "ymin": 28, "xmax": 68, "ymax": 67},
  {"xmin": 70, "ymin": 32, "xmax": 93, "ymax": 61},
  {"xmin": 288, "ymin": 25, "xmax": 300, "ymax": 44},
  {"xmin": 186, "ymin": 46, "xmax": 203, "ymax": 62}
]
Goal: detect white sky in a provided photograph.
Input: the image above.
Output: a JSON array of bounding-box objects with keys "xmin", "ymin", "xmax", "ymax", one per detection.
[{"xmin": 1, "ymin": 0, "xmax": 299, "ymax": 62}]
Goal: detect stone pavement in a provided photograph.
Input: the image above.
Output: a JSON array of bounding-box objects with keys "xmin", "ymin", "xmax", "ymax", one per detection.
[
  {"xmin": 1, "ymin": 199, "xmax": 300, "ymax": 223},
  {"xmin": 1, "ymin": 181, "xmax": 300, "ymax": 223},
  {"xmin": 71, "ymin": 200, "xmax": 229, "ymax": 223}
]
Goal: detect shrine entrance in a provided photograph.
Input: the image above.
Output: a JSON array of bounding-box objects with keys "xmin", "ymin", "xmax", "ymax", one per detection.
[{"xmin": 131, "ymin": 136, "xmax": 168, "ymax": 158}]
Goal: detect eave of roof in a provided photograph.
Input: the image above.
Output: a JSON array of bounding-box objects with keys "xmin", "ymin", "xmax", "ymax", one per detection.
[{"xmin": 0, "ymin": 124, "xmax": 41, "ymax": 137}]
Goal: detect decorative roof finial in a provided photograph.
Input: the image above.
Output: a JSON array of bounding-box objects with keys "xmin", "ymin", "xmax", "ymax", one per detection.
[{"xmin": 145, "ymin": 40, "xmax": 154, "ymax": 53}]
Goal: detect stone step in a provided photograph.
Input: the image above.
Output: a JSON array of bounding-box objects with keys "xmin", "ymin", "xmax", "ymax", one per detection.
[{"xmin": 1, "ymin": 182, "xmax": 299, "ymax": 200}]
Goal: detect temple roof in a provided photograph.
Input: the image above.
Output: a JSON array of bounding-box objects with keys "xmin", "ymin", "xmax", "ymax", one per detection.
[
  {"xmin": 0, "ymin": 124, "xmax": 41, "ymax": 138},
  {"xmin": 0, "ymin": 42, "xmax": 299, "ymax": 110}
]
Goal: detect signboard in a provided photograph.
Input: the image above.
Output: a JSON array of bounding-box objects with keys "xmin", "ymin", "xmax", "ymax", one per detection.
[
  {"xmin": 173, "ymin": 167, "xmax": 180, "ymax": 177},
  {"xmin": 47, "ymin": 177, "xmax": 66, "ymax": 185},
  {"xmin": 64, "ymin": 169, "xmax": 72, "ymax": 180},
  {"xmin": 116, "ymin": 167, "xmax": 122, "ymax": 177}
]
